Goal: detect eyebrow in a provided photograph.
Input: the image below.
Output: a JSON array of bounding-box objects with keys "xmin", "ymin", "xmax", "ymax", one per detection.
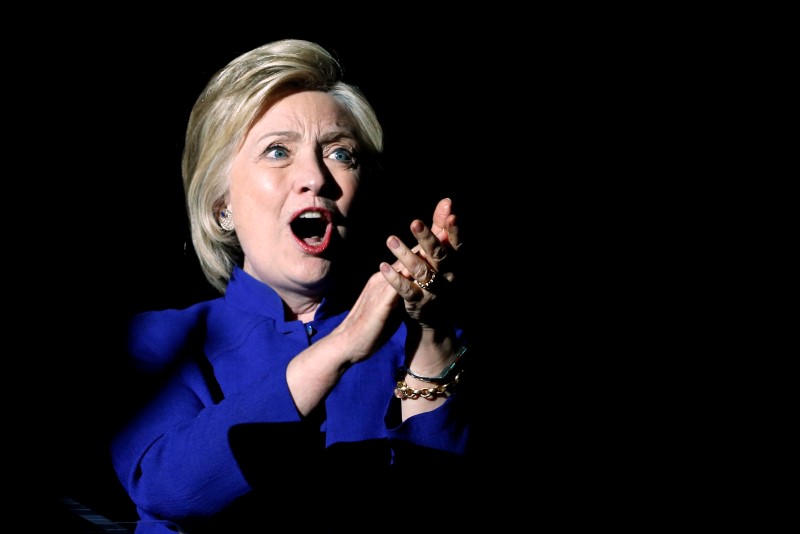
[{"xmin": 320, "ymin": 130, "xmax": 358, "ymax": 145}]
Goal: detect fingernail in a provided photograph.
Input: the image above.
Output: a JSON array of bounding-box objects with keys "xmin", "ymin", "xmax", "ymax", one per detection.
[{"xmin": 388, "ymin": 237, "xmax": 400, "ymax": 249}]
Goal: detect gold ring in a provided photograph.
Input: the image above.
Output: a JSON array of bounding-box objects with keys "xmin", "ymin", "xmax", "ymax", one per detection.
[{"xmin": 414, "ymin": 270, "xmax": 437, "ymax": 290}]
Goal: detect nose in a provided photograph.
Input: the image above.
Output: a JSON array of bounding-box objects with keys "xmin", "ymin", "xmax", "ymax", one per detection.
[{"xmin": 292, "ymin": 151, "xmax": 330, "ymax": 196}]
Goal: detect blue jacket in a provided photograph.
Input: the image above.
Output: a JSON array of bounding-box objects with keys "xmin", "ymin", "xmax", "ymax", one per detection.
[{"xmin": 111, "ymin": 267, "xmax": 470, "ymax": 533}]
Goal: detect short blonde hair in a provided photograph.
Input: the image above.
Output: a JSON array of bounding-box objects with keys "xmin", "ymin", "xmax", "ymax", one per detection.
[{"xmin": 182, "ymin": 39, "xmax": 383, "ymax": 293}]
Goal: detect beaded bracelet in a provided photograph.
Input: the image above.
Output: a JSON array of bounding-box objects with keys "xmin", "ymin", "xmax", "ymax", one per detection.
[{"xmin": 394, "ymin": 371, "xmax": 463, "ymax": 400}]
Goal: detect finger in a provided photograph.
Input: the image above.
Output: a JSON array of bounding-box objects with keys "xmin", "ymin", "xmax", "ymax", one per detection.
[
  {"xmin": 386, "ymin": 236, "xmax": 435, "ymax": 288},
  {"xmin": 429, "ymin": 198, "xmax": 452, "ymax": 245},
  {"xmin": 445, "ymin": 213, "xmax": 462, "ymax": 251},
  {"xmin": 431, "ymin": 198, "xmax": 463, "ymax": 252},
  {"xmin": 387, "ymin": 255, "xmax": 412, "ymax": 279},
  {"xmin": 379, "ymin": 262, "xmax": 423, "ymax": 302},
  {"xmin": 410, "ymin": 219, "xmax": 447, "ymax": 265}
]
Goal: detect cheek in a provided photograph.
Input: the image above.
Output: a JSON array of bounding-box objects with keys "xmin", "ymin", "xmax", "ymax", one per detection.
[
  {"xmin": 236, "ymin": 208, "xmax": 281, "ymax": 261},
  {"xmin": 233, "ymin": 190, "xmax": 282, "ymax": 242},
  {"xmin": 230, "ymin": 169, "xmax": 282, "ymax": 217},
  {"xmin": 336, "ymin": 176, "xmax": 361, "ymax": 214}
]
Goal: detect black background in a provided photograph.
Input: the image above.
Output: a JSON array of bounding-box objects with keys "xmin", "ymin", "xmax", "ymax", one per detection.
[
  {"xmin": 29, "ymin": 28, "xmax": 518, "ymax": 528},
  {"xmin": 18, "ymin": 19, "xmax": 684, "ymax": 529}
]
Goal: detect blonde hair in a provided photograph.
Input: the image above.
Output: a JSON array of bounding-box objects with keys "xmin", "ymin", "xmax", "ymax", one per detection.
[{"xmin": 182, "ymin": 39, "xmax": 383, "ymax": 293}]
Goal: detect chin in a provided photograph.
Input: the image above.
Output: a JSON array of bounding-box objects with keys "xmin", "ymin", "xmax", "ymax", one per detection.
[{"xmin": 293, "ymin": 258, "xmax": 334, "ymax": 285}]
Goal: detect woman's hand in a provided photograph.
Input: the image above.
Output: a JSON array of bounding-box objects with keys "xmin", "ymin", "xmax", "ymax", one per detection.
[
  {"xmin": 380, "ymin": 197, "xmax": 462, "ymax": 329},
  {"xmin": 380, "ymin": 198, "xmax": 465, "ymax": 417},
  {"xmin": 289, "ymin": 197, "xmax": 464, "ymax": 417}
]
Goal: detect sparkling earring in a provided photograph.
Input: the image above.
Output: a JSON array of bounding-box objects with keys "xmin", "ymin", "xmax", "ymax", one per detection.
[{"xmin": 219, "ymin": 207, "xmax": 235, "ymax": 231}]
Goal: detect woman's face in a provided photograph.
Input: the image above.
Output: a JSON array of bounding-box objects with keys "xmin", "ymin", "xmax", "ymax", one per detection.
[{"xmin": 228, "ymin": 90, "xmax": 363, "ymax": 296}]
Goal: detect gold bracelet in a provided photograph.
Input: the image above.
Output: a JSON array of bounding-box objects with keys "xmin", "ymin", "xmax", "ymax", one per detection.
[{"xmin": 394, "ymin": 371, "xmax": 462, "ymax": 400}]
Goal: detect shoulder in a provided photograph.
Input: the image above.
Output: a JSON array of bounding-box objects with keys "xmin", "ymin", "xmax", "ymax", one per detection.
[{"xmin": 127, "ymin": 299, "xmax": 217, "ymax": 372}]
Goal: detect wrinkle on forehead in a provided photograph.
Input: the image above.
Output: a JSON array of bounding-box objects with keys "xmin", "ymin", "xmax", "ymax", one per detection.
[{"xmin": 250, "ymin": 90, "xmax": 357, "ymax": 142}]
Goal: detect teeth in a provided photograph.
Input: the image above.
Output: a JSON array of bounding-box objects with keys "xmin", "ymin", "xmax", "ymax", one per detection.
[{"xmin": 299, "ymin": 212, "xmax": 322, "ymax": 219}]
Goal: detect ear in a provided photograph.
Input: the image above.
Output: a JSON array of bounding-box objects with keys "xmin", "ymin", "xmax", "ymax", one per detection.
[{"xmin": 213, "ymin": 197, "xmax": 230, "ymax": 215}]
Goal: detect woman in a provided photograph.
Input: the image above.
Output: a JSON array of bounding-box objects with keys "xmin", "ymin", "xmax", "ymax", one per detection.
[{"xmin": 111, "ymin": 39, "xmax": 469, "ymax": 533}]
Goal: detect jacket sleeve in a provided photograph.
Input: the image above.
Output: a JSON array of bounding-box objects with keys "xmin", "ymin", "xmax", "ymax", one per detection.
[
  {"xmin": 110, "ymin": 307, "xmax": 308, "ymax": 521},
  {"xmin": 110, "ymin": 358, "xmax": 307, "ymax": 519},
  {"xmin": 384, "ymin": 331, "xmax": 472, "ymax": 463},
  {"xmin": 384, "ymin": 386, "xmax": 471, "ymax": 463}
]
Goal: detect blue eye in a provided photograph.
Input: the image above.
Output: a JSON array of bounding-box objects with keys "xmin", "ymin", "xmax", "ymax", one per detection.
[
  {"xmin": 265, "ymin": 146, "xmax": 289, "ymax": 159},
  {"xmin": 329, "ymin": 148, "xmax": 353, "ymax": 163}
]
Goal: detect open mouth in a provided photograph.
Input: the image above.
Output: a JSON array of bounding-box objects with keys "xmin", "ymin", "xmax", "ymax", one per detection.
[{"xmin": 290, "ymin": 207, "xmax": 333, "ymax": 254}]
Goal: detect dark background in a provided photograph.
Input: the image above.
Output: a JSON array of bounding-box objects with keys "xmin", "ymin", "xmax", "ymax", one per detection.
[
  {"xmin": 19, "ymin": 19, "xmax": 687, "ymax": 529},
  {"xmin": 29, "ymin": 28, "xmax": 514, "ymax": 528}
]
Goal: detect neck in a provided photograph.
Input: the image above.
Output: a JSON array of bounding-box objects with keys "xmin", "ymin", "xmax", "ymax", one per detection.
[{"xmin": 280, "ymin": 292, "xmax": 322, "ymax": 323}]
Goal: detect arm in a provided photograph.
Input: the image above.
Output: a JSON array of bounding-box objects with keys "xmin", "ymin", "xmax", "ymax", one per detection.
[
  {"xmin": 380, "ymin": 197, "xmax": 466, "ymax": 421},
  {"xmin": 285, "ymin": 269, "xmax": 402, "ymax": 416},
  {"xmin": 110, "ymin": 358, "xmax": 305, "ymax": 520},
  {"xmin": 113, "ymin": 265, "xmax": 413, "ymax": 521}
]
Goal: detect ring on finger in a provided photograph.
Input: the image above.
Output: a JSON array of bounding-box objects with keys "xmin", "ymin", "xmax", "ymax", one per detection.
[{"xmin": 414, "ymin": 269, "xmax": 437, "ymax": 290}]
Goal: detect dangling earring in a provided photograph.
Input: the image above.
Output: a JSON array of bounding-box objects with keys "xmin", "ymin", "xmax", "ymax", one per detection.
[{"xmin": 219, "ymin": 207, "xmax": 235, "ymax": 231}]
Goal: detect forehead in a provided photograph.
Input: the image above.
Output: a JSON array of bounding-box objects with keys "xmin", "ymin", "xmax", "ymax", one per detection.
[{"xmin": 254, "ymin": 90, "xmax": 356, "ymax": 133}]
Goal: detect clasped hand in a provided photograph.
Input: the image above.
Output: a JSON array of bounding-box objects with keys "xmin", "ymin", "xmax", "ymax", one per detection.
[
  {"xmin": 332, "ymin": 198, "xmax": 463, "ymax": 366},
  {"xmin": 381, "ymin": 197, "xmax": 462, "ymax": 329}
]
